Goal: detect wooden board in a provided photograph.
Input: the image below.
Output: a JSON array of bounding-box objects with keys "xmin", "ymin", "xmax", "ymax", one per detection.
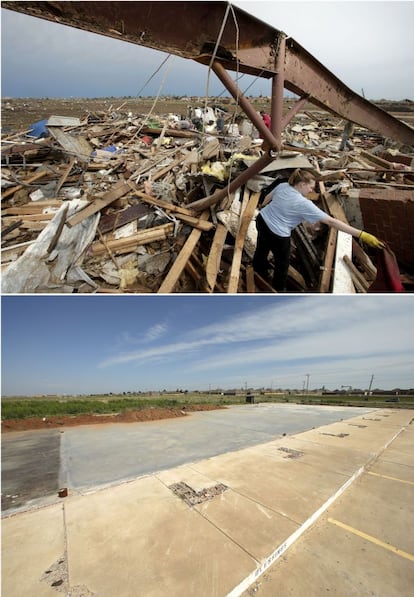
[
  {"xmin": 157, "ymin": 211, "xmax": 210, "ymax": 293},
  {"xmin": 227, "ymin": 192, "xmax": 260, "ymax": 293},
  {"xmin": 332, "ymin": 231, "xmax": 355, "ymax": 294},
  {"xmin": 205, "ymin": 223, "xmax": 227, "ymax": 292},
  {"xmin": 66, "ymin": 181, "xmax": 131, "ymax": 228},
  {"xmin": 48, "ymin": 126, "xmax": 92, "ymax": 162},
  {"xmin": 319, "ymin": 226, "xmax": 337, "ymax": 293}
]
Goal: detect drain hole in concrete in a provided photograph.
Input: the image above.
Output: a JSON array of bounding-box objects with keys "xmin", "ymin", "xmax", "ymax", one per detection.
[
  {"xmin": 169, "ymin": 481, "xmax": 228, "ymax": 506},
  {"xmin": 278, "ymin": 447, "xmax": 304, "ymax": 459}
]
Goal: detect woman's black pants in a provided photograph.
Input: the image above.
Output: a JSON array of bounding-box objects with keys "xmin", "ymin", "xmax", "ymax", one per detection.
[{"xmin": 253, "ymin": 213, "xmax": 291, "ymax": 291}]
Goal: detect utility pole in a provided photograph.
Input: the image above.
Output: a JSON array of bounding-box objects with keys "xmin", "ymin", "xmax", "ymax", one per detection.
[
  {"xmin": 368, "ymin": 374, "xmax": 374, "ymax": 395},
  {"xmin": 305, "ymin": 373, "xmax": 310, "ymax": 394}
]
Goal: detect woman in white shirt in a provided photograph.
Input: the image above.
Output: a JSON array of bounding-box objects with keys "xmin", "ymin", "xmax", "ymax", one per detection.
[{"xmin": 253, "ymin": 168, "xmax": 384, "ymax": 291}]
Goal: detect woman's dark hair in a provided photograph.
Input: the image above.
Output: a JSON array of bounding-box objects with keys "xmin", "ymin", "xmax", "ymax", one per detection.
[{"xmin": 288, "ymin": 169, "xmax": 316, "ymax": 186}]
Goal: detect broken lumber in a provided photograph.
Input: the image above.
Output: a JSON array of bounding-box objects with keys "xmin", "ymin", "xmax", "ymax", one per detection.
[
  {"xmin": 91, "ymin": 224, "xmax": 174, "ymax": 256},
  {"xmin": 206, "ymin": 223, "xmax": 228, "ymax": 292},
  {"xmin": 343, "ymin": 254, "xmax": 369, "ymax": 292},
  {"xmin": 55, "ymin": 157, "xmax": 77, "ymax": 194},
  {"xmin": 332, "ymin": 231, "xmax": 355, "ymax": 294},
  {"xmin": 157, "ymin": 211, "xmax": 210, "ymax": 293},
  {"xmin": 319, "ymin": 226, "xmax": 338, "ymax": 293},
  {"xmin": 227, "ymin": 192, "xmax": 260, "ymax": 293},
  {"xmin": 47, "ymin": 126, "xmax": 92, "ymax": 162},
  {"xmin": 66, "ymin": 181, "xmax": 131, "ymax": 228},
  {"xmin": 2, "ymin": 170, "xmax": 50, "ymax": 200},
  {"xmin": 133, "ymin": 189, "xmax": 214, "ymax": 232}
]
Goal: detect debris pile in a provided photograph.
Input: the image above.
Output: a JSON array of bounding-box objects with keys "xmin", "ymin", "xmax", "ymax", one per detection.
[{"xmin": 2, "ymin": 104, "xmax": 413, "ymax": 293}]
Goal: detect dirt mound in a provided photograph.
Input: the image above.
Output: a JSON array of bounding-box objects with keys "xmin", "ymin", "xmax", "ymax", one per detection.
[{"xmin": 1, "ymin": 404, "xmax": 224, "ymax": 433}]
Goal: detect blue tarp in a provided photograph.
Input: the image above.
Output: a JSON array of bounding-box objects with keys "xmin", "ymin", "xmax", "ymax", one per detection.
[{"xmin": 27, "ymin": 119, "xmax": 49, "ymax": 138}]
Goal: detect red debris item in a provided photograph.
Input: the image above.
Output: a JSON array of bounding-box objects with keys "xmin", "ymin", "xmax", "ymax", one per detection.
[
  {"xmin": 58, "ymin": 488, "xmax": 68, "ymax": 498},
  {"xmin": 368, "ymin": 245, "xmax": 405, "ymax": 293},
  {"xmin": 141, "ymin": 135, "xmax": 153, "ymax": 145}
]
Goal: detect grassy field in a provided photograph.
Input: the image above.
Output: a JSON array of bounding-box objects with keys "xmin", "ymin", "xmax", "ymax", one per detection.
[{"xmin": 2, "ymin": 392, "xmax": 414, "ymax": 420}]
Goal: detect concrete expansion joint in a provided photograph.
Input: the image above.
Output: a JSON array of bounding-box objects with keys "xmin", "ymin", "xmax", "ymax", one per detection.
[
  {"xmin": 227, "ymin": 464, "xmax": 367, "ymax": 597},
  {"xmin": 226, "ymin": 422, "xmax": 409, "ymax": 597},
  {"xmin": 224, "ymin": 483, "xmax": 302, "ymax": 527},
  {"xmin": 197, "ymin": 505, "xmax": 262, "ymax": 566},
  {"xmin": 40, "ymin": 504, "xmax": 96, "ymax": 596}
]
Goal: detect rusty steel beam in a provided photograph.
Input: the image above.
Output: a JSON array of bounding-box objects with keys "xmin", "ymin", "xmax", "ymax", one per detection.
[
  {"xmin": 270, "ymin": 36, "xmax": 286, "ymax": 144},
  {"xmin": 187, "ymin": 152, "xmax": 274, "ymax": 213},
  {"xmin": 211, "ymin": 60, "xmax": 280, "ymax": 151},
  {"xmin": 281, "ymin": 96, "xmax": 309, "ymax": 130},
  {"xmin": 3, "ymin": 1, "xmax": 414, "ymax": 146}
]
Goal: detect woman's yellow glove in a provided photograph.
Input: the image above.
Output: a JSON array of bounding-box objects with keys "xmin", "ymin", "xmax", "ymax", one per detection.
[{"xmin": 359, "ymin": 231, "xmax": 385, "ymax": 249}]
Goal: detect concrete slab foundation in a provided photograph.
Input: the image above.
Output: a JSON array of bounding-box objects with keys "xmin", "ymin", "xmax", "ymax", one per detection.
[{"xmin": 2, "ymin": 407, "xmax": 413, "ymax": 597}]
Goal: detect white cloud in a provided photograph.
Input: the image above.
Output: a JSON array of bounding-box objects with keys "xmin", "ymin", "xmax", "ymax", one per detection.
[
  {"xmin": 98, "ymin": 297, "xmax": 413, "ymax": 391},
  {"xmin": 145, "ymin": 322, "xmax": 168, "ymax": 341}
]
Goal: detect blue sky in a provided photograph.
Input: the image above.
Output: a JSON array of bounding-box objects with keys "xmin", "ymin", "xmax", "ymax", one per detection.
[
  {"xmin": 2, "ymin": 1, "xmax": 414, "ymax": 100},
  {"xmin": 2, "ymin": 295, "xmax": 413, "ymax": 396}
]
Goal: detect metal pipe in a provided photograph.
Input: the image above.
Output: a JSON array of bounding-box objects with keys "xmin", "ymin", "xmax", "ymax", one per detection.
[
  {"xmin": 281, "ymin": 96, "xmax": 309, "ymax": 129},
  {"xmin": 270, "ymin": 35, "xmax": 286, "ymax": 144},
  {"xmin": 211, "ymin": 61, "xmax": 281, "ymax": 152},
  {"xmin": 187, "ymin": 152, "xmax": 273, "ymax": 212}
]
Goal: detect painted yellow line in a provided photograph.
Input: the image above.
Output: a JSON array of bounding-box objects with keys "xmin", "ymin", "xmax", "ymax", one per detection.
[
  {"xmin": 367, "ymin": 471, "xmax": 414, "ymax": 486},
  {"xmin": 328, "ymin": 518, "xmax": 414, "ymax": 562}
]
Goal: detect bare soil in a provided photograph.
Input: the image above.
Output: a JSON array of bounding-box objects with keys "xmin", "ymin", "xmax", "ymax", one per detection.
[
  {"xmin": 2, "ymin": 97, "xmax": 256, "ymax": 132},
  {"xmin": 1, "ymin": 404, "xmax": 224, "ymax": 433},
  {"xmin": 2, "ymin": 96, "xmax": 413, "ymax": 133}
]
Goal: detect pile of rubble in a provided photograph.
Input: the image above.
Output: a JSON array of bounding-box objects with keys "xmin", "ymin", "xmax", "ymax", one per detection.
[{"xmin": 2, "ymin": 104, "xmax": 413, "ymax": 293}]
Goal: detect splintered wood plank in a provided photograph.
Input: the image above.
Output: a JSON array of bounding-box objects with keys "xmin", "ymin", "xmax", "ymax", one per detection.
[
  {"xmin": 246, "ymin": 264, "xmax": 256, "ymax": 293},
  {"xmin": 227, "ymin": 192, "xmax": 260, "ymax": 293},
  {"xmin": 48, "ymin": 126, "xmax": 92, "ymax": 162},
  {"xmin": 319, "ymin": 226, "xmax": 337, "ymax": 293},
  {"xmin": 55, "ymin": 157, "xmax": 77, "ymax": 194},
  {"xmin": 150, "ymin": 156, "xmax": 187, "ymax": 181},
  {"xmin": 318, "ymin": 175, "xmax": 337, "ymax": 293},
  {"xmin": 157, "ymin": 211, "xmax": 210, "ymax": 293},
  {"xmin": 2, "ymin": 200, "xmax": 63, "ymax": 215},
  {"xmin": 132, "ymin": 189, "xmax": 214, "ymax": 231},
  {"xmin": 205, "ymin": 223, "xmax": 227, "ymax": 292},
  {"xmin": 352, "ymin": 239, "xmax": 377, "ymax": 280},
  {"xmin": 322, "ymin": 191, "xmax": 349, "ymax": 222},
  {"xmin": 133, "ymin": 189, "xmax": 199, "ymax": 217},
  {"xmin": 333, "ymin": 231, "xmax": 355, "ymax": 294},
  {"xmin": 253, "ymin": 271, "xmax": 277, "ymax": 293},
  {"xmin": 66, "ymin": 180, "xmax": 131, "ymax": 228},
  {"xmin": 91, "ymin": 223, "xmax": 174, "ymax": 255},
  {"xmin": 343, "ymin": 254, "xmax": 369, "ymax": 292},
  {"xmin": 287, "ymin": 265, "xmax": 307, "ymax": 291},
  {"xmin": 2, "ymin": 170, "xmax": 50, "ymax": 200}
]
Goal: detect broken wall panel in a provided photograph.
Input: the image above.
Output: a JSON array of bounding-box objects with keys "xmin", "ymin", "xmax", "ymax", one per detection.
[{"xmin": 355, "ymin": 189, "xmax": 414, "ymax": 267}]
